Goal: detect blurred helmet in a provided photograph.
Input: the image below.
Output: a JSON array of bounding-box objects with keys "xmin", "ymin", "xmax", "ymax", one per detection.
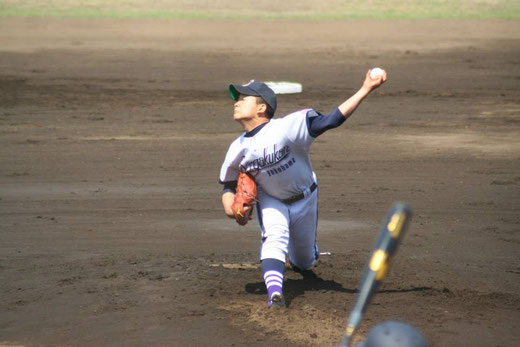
[{"xmin": 356, "ymin": 321, "xmax": 428, "ymax": 347}]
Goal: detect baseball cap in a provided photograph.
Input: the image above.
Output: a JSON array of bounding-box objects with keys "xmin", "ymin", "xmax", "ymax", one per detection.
[{"xmin": 228, "ymin": 80, "xmax": 277, "ymax": 118}]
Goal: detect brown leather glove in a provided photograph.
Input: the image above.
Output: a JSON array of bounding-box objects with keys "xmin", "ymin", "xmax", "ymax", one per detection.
[{"xmin": 231, "ymin": 172, "xmax": 258, "ymax": 226}]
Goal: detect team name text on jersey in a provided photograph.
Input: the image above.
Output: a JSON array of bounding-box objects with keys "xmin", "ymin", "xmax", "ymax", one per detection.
[{"xmin": 240, "ymin": 144, "xmax": 290, "ymax": 173}]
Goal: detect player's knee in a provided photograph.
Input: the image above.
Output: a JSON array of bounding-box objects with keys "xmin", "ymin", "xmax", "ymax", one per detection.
[
  {"xmin": 261, "ymin": 237, "xmax": 288, "ymax": 263},
  {"xmin": 290, "ymin": 255, "xmax": 317, "ymax": 270},
  {"xmin": 289, "ymin": 248, "xmax": 318, "ymax": 270},
  {"xmin": 262, "ymin": 226, "xmax": 289, "ymax": 246},
  {"xmin": 289, "ymin": 244, "xmax": 319, "ymax": 270},
  {"xmin": 261, "ymin": 248, "xmax": 286, "ymax": 264}
]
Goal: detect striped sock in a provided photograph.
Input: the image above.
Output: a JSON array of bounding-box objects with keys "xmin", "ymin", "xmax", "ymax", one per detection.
[{"xmin": 261, "ymin": 258, "xmax": 285, "ymax": 307}]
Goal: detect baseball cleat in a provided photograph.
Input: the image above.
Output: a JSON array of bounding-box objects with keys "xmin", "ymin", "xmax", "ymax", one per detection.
[{"xmin": 269, "ymin": 293, "xmax": 286, "ymax": 309}]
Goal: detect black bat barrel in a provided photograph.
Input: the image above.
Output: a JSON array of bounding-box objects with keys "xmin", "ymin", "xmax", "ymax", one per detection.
[{"xmin": 340, "ymin": 202, "xmax": 412, "ymax": 346}]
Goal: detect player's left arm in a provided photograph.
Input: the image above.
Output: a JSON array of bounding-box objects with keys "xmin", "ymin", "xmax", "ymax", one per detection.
[{"xmin": 338, "ymin": 69, "xmax": 387, "ymax": 119}]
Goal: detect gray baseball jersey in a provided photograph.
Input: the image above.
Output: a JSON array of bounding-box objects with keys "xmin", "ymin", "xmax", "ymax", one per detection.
[{"xmin": 220, "ymin": 109, "xmax": 315, "ymax": 199}]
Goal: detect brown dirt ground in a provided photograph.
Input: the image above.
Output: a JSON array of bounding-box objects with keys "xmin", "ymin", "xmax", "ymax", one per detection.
[{"xmin": 0, "ymin": 19, "xmax": 519, "ymax": 347}]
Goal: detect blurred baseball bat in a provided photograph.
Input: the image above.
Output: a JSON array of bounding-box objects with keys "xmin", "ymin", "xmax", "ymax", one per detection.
[{"xmin": 339, "ymin": 202, "xmax": 412, "ymax": 346}]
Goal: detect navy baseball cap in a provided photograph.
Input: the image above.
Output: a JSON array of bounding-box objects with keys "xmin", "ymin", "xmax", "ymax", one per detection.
[{"xmin": 228, "ymin": 80, "xmax": 277, "ymax": 118}]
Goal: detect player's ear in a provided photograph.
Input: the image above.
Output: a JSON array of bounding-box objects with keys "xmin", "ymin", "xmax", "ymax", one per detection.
[{"xmin": 257, "ymin": 102, "xmax": 267, "ymax": 115}]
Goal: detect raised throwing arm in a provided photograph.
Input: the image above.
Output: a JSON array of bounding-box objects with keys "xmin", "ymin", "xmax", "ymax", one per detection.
[{"xmin": 338, "ymin": 69, "xmax": 387, "ymax": 119}]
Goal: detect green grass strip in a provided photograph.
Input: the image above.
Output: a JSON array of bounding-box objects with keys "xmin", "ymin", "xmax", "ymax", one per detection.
[{"xmin": 0, "ymin": 8, "xmax": 519, "ymax": 20}]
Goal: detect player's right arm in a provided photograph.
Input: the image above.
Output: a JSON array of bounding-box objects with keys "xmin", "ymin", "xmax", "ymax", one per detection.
[
  {"xmin": 303, "ymin": 69, "xmax": 387, "ymax": 138},
  {"xmin": 337, "ymin": 69, "xmax": 386, "ymax": 119},
  {"xmin": 222, "ymin": 191, "xmax": 236, "ymax": 218}
]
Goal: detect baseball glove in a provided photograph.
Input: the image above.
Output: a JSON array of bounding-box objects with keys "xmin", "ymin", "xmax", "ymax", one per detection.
[{"xmin": 231, "ymin": 172, "xmax": 258, "ymax": 226}]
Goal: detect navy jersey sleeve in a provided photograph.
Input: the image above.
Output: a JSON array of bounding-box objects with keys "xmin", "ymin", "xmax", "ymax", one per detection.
[
  {"xmin": 306, "ymin": 108, "xmax": 346, "ymax": 137},
  {"xmin": 221, "ymin": 180, "xmax": 237, "ymax": 194}
]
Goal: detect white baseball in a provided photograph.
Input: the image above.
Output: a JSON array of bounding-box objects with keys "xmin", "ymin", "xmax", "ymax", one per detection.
[{"xmin": 370, "ymin": 67, "xmax": 385, "ymax": 79}]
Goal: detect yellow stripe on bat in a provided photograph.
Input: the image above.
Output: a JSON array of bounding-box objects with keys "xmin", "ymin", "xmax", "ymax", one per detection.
[
  {"xmin": 369, "ymin": 250, "xmax": 387, "ymax": 271},
  {"xmin": 387, "ymin": 212, "xmax": 405, "ymax": 238},
  {"xmin": 346, "ymin": 324, "xmax": 355, "ymax": 336},
  {"xmin": 369, "ymin": 249, "xmax": 390, "ymax": 281},
  {"xmin": 376, "ymin": 261, "xmax": 389, "ymax": 281}
]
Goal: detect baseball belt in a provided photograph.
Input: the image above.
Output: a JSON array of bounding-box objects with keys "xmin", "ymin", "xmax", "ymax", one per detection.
[{"xmin": 281, "ymin": 182, "xmax": 317, "ymax": 204}]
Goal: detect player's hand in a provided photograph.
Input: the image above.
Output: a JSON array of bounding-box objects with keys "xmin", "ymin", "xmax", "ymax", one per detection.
[
  {"xmin": 234, "ymin": 204, "xmax": 253, "ymax": 225},
  {"xmin": 362, "ymin": 69, "xmax": 387, "ymax": 92},
  {"xmin": 223, "ymin": 192, "xmax": 237, "ymax": 219},
  {"xmin": 242, "ymin": 205, "xmax": 253, "ymax": 224}
]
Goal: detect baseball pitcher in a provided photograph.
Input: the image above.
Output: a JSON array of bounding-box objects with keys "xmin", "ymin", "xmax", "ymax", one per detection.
[{"xmin": 219, "ymin": 70, "xmax": 387, "ymax": 308}]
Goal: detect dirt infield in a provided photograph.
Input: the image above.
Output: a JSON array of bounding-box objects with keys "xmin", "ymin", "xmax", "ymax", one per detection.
[{"xmin": 1, "ymin": 18, "xmax": 519, "ymax": 346}]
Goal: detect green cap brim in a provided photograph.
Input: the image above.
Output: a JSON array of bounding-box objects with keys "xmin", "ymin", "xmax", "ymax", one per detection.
[{"xmin": 228, "ymin": 84, "xmax": 240, "ymax": 101}]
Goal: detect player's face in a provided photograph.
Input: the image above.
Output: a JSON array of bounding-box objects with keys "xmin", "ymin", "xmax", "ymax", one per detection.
[{"xmin": 233, "ymin": 95, "xmax": 262, "ymax": 121}]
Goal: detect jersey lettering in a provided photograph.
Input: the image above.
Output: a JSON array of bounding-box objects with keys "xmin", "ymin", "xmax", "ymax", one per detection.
[
  {"xmin": 266, "ymin": 158, "xmax": 296, "ymax": 177},
  {"xmin": 239, "ymin": 144, "xmax": 290, "ymax": 173}
]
